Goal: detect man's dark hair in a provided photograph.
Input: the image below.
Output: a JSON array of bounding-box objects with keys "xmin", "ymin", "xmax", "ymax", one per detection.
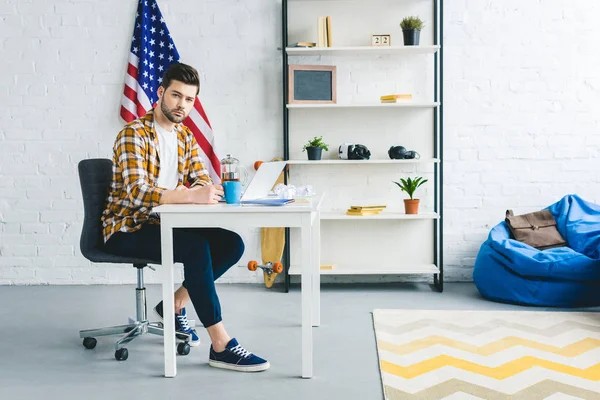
[{"xmin": 160, "ymin": 63, "xmax": 200, "ymax": 95}]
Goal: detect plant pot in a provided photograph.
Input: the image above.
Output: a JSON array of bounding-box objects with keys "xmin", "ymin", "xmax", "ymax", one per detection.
[
  {"xmin": 306, "ymin": 147, "xmax": 323, "ymax": 160},
  {"xmin": 404, "ymin": 199, "xmax": 420, "ymax": 214},
  {"xmin": 402, "ymin": 29, "xmax": 421, "ymax": 46}
]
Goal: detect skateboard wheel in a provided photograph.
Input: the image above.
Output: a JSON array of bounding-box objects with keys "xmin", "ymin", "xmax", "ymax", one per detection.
[
  {"xmin": 248, "ymin": 260, "xmax": 258, "ymax": 271},
  {"xmin": 272, "ymin": 262, "xmax": 283, "ymax": 274},
  {"xmin": 253, "ymin": 161, "xmax": 263, "ymax": 171}
]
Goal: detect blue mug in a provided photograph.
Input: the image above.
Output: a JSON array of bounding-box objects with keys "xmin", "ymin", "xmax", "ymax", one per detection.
[{"xmin": 223, "ymin": 180, "xmax": 242, "ymax": 204}]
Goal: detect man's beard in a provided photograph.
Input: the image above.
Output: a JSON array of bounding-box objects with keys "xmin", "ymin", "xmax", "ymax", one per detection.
[{"xmin": 161, "ymin": 101, "xmax": 187, "ymax": 123}]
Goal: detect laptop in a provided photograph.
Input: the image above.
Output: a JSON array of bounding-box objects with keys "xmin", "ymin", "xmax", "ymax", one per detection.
[{"xmin": 239, "ymin": 161, "xmax": 294, "ymax": 206}]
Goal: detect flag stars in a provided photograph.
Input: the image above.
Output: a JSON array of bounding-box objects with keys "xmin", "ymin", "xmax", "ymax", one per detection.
[
  {"xmin": 158, "ymin": 53, "xmax": 164, "ymax": 60},
  {"xmin": 149, "ymin": 51, "xmax": 154, "ymax": 57},
  {"xmin": 149, "ymin": 39, "xmax": 155, "ymax": 46},
  {"xmin": 143, "ymin": 47, "xmax": 148, "ymax": 54},
  {"xmin": 149, "ymin": 62, "xmax": 154, "ymax": 69},
  {"xmin": 159, "ymin": 41, "xmax": 164, "ymax": 48},
  {"xmin": 168, "ymin": 43, "xmax": 174, "ymax": 50},
  {"xmin": 132, "ymin": 46, "xmax": 138, "ymax": 54},
  {"xmin": 150, "ymin": 27, "xmax": 156, "ymax": 34},
  {"xmin": 158, "ymin": 77, "xmax": 163, "ymax": 83},
  {"xmin": 158, "ymin": 65, "xmax": 164, "ymax": 72},
  {"xmin": 160, "ymin": 17, "xmax": 165, "ymax": 24},
  {"xmin": 159, "ymin": 29, "xmax": 165, "ymax": 36},
  {"xmin": 143, "ymin": 83, "xmax": 148, "ymax": 90},
  {"xmin": 168, "ymin": 55, "xmax": 173, "ymax": 62},
  {"xmin": 143, "ymin": 59, "xmax": 148, "ymax": 66},
  {"xmin": 151, "ymin": 15, "xmax": 156, "ymax": 22},
  {"xmin": 143, "ymin": 71, "xmax": 148, "ymax": 78},
  {"xmin": 150, "ymin": 74, "xmax": 154, "ymax": 81}
]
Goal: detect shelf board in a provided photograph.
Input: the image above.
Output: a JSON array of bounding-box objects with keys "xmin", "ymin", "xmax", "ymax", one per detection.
[
  {"xmin": 320, "ymin": 211, "xmax": 439, "ymax": 220},
  {"xmin": 286, "ymin": 102, "xmax": 439, "ymax": 109},
  {"xmin": 286, "ymin": 158, "xmax": 440, "ymax": 165},
  {"xmin": 286, "ymin": 45, "xmax": 439, "ymax": 56},
  {"xmin": 289, "ymin": 263, "xmax": 439, "ymax": 276}
]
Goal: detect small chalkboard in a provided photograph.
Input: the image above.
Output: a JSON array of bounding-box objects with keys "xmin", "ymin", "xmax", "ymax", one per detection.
[{"xmin": 288, "ymin": 65, "xmax": 337, "ymax": 104}]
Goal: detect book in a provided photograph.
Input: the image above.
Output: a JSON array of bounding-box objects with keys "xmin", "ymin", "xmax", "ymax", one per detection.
[
  {"xmin": 241, "ymin": 198, "xmax": 294, "ymax": 206},
  {"xmin": 350, "ymin": 205, "xmax": 387, "ymax": 210},
  {"xmin": 380, "ymin": 94, "xmax": 412, "ymax": 101},
  {"xmin": 326, "ymin": 16, "xmax": 332, "ymax": 47},
  {"xmin": 346, "ymin": 211, "xmax": 381, "ymax": 216},
  {"xmin": 317, "ymin": 16, "xmax": 325, "ymax": 47},
  {"xmin": 317, "ymin": 16, "xmax": 332, "ymax": 47},
  {"xmin": 291, "ymin": 42, "xmax": 316, "ymax": 48},
  {"xmin": 346, "ymin": 209, "xmax": 382, "ymax": 216}
]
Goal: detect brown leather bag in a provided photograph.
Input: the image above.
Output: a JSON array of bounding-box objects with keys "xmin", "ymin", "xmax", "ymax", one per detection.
[{"xmin": 505, "ymin": 209, "xmax": 566, "ymax": 250}]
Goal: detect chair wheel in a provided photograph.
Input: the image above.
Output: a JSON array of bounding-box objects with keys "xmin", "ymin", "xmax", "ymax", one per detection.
[
  {"xmin": 115, "ymin": 348, "xmax": 129, "ymax": 361},
  {"xmin": 82, "ymin": 337, "xmax": 97, "ymax": 349},
  {"xmin": 178, "ymin": 342, "xmax": 190, "ymax": 356}
]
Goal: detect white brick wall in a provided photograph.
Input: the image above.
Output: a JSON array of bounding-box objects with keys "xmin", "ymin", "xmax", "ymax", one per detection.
[{"xmin": 1, "ymin": 0, "xmax": 599, "ymax": 285}]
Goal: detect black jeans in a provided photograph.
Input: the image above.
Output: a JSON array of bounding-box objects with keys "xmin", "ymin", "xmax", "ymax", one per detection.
[{"xmin": 104, "ymin": 224, "xmax": 245, "ymax": 328}]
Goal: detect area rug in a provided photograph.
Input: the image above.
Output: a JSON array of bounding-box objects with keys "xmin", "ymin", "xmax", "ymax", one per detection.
[{"xmin": 372, "ymin": 309, "xmax": 600, "ymax": 399}]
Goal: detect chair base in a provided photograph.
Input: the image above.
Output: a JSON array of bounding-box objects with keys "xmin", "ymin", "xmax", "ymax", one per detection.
[
  {"xmin": 79, "ymin": 320, "xmax": 182, "ymax": 351},
  {"xmin": 78, "ymin": 271, "xmax": 192, "ymax": 358}
]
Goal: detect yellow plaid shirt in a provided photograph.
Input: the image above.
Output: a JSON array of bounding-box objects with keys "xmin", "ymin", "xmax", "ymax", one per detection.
[{"xmin": 102, "ymin": 109, "xmax": 212, "ymax": 243}]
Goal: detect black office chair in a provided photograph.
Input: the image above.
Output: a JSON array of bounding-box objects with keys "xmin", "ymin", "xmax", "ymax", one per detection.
[{"xmin": 77, "ymin": 158, "xmax": 191, "ymax": 361}]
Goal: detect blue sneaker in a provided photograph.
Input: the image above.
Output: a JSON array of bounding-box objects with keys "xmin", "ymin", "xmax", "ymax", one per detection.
[
  {"xmin": 209, "ymin": 338, "xmax": 270, "ymax": 372},
  {"xmin": 153, "ymin": 301, "xmax": 200, "ymax": 347}
]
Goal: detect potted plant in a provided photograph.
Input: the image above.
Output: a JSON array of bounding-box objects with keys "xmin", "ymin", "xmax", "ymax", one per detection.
[
  {"xmin": 393, "ymin": 176, "xmax": 428, "ymax": 214},
  {"xmin": 400, "ymin": 16, "xmax": 424, "ymax": 46},
  {"xmin": 302, "ymin": 136, "xmax": 329, "ymax": 160}
]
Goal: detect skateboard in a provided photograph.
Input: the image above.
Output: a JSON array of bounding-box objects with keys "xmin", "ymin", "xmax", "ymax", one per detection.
[{"xmin": 247, "ymin": 157, "xmax": 287, "ymax": 288}]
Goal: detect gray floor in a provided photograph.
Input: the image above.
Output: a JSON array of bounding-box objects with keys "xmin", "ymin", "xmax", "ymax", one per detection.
[{"xmin": 2, "ymin": 282, "xmax": 598, "ymax": 400}]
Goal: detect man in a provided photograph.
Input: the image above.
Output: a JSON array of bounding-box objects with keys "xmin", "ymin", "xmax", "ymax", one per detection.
[{"xmin": 102, "ymin": 63, "xmax": 269, "ymax": 372}]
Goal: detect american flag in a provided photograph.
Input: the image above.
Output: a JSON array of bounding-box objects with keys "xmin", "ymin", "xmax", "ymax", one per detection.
[{"xmin": 120, "ymin": 0, "xmax": 221, "ymax": 183}]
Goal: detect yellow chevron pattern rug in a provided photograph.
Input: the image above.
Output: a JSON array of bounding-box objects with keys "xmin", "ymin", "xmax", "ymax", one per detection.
[{"xmin": 372, "ymin": 309, "xmax": 600, "ymax": 399}]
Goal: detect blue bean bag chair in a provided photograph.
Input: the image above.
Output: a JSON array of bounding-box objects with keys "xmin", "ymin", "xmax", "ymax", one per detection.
[{"xmin": 473, "ymin": 194, "xmax": 600, "ymax": 307}]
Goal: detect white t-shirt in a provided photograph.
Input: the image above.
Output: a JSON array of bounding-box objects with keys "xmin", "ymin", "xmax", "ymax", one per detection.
[{"xmin": 154, "ymin": 122, "xmax": 179, "ymax": 190}]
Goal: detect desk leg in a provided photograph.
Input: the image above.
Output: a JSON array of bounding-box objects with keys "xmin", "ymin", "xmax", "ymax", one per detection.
[
  {"xmin": 312, "ymin": 212, "xmax": 320, "ymax": 327},
  {"xmin": 161, "ymin": 223, "xmax": 176, "ymax": 378},
  {"xmin": 301, "ymin": 215, "xmax": 313, "ymax": 379}
]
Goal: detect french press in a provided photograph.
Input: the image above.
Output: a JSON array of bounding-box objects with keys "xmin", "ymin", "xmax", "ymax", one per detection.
[{"xmin": 220, "ymin": 154, "xmax": 248, "ymax": 184}]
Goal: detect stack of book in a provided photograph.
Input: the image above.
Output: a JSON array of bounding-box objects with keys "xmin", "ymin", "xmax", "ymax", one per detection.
[
  {"xmin": 380, "ymin": 94, "xmax": 412, "ymax": 103},
  {"xmin": 290, "ymin": 42, "xmax": 316, "ymax": 48},
  {"xmin": 346, "ymin": 205, "xmax": 387, "ymax": 216}
]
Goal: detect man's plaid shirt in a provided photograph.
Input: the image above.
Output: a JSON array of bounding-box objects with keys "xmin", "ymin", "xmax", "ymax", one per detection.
[{"xmin": 102, "ymin": 108, "xmax": 212, "ymax": 243}]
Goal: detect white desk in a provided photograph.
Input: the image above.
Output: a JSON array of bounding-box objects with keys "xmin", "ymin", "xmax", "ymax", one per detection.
[{"xmin": 152, "ymin": 197, "xmax": 322, "ymax": 378}]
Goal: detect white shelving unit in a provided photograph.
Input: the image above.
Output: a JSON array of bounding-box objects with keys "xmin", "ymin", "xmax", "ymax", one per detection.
[
  {"xmin": 281, "ymin": 0, "xmax": 443, "ymax": 291},
  {"xmin": 286, "ymin": 45, "xmax": 440, "ymax": 55},
  {"xmin": 286, "ymin": 158, "xmax": 440, "ymax": 165},
  {"xmin": 289, "ymin": 264, "xmax": 439, "ymax": 276},
  {"xmin": 320, "ymin": 211, "xmax": 439, "ymax": 220},
  {"xmin": 286, "ymin": 102, "xmax": 439, "ymax": 109}
]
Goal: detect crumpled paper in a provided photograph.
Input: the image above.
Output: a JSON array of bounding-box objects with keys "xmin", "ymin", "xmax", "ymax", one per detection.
[{"xmin": 271, "ymin": 184, "xmax": 315, "ymax": 199}]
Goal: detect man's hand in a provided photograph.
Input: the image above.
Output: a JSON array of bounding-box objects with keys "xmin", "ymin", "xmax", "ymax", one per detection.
[
  {"xmin": 159, "ymin": 184, "xmax": 224, "ymax": 205},
  {"xmin": 188, "ymin": 184, "xmax": 224, "ymax": 204}
]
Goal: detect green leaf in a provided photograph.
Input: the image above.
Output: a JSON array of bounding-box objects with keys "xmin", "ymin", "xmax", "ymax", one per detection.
[{"xmin": 393, "ymin": 176, "xmax": 427, "ymax": 200}]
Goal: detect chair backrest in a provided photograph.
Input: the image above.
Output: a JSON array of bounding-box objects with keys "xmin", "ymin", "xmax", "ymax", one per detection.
[{"xmin": 78, "ymin": 158, "xmax": 113, "ymax": 260}]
